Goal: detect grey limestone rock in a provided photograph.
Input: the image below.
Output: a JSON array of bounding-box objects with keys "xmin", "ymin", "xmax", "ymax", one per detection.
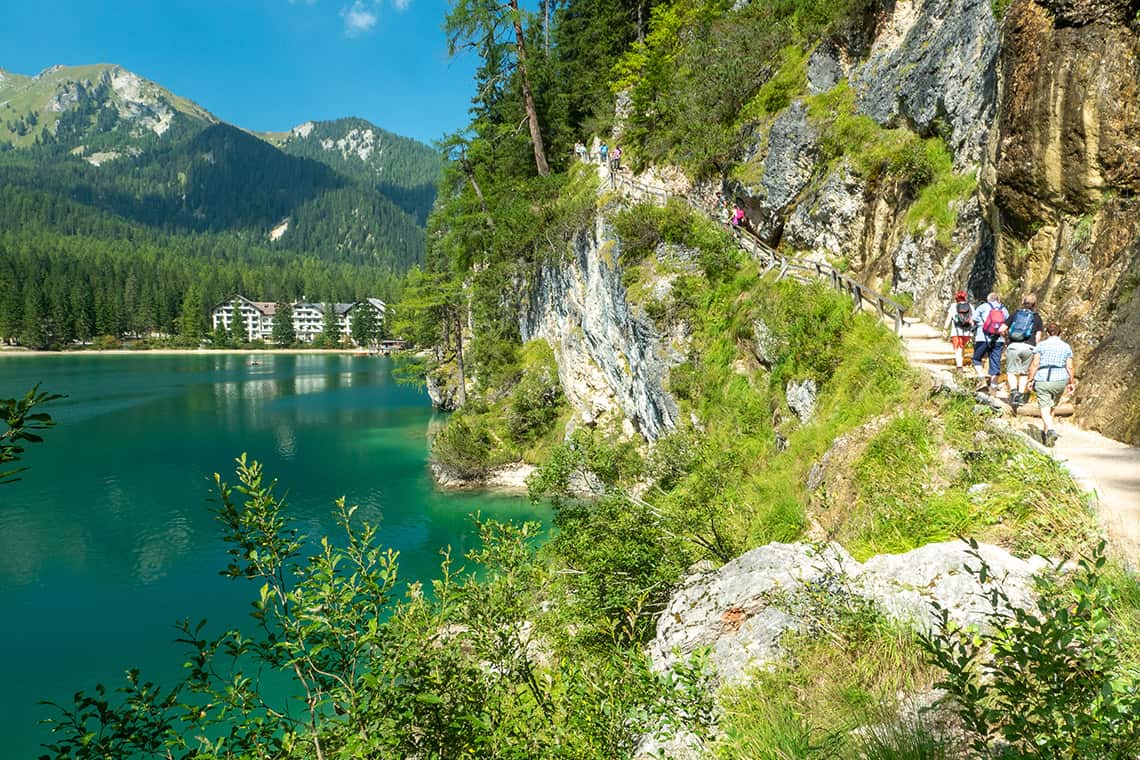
[
  {"xmin": 519, "ymin": 214, "xmax": 681, "ymax": 441},
  {"xmin": 850, "ymin": 0, "xmax": 999, "ymax": 167},
  {"xmin": 648, "ymin": 540, "xmax": 1047, "ymax": 690},
  {"xmin": 736, "ymin": 103, "xmax": 819, "ymax": 243},
  {"xmin": 786, "ymin": 378, "xmax": 819, "ymax": 423},
  {"xmin": 783, "ymin": 164, "xmax": 867, "ymax": 257},
  {"xmin": 807, "ymin": 43, "xmax": 845, "ymax": 95}
]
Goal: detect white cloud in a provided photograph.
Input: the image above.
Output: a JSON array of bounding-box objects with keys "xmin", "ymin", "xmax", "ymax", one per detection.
[
  {"xmin": 392, "ymin": 0, "xmax": 410, "ymax": 11},
  {"xmin": 342, "ymin": 1, "xmax": 378, "ymax": 35}
]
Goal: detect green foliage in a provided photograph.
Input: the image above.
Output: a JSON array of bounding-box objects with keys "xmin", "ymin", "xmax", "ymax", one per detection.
[
  {"xmin": 506, "ymin": 341, "xmax": 566, "ymax": 445},
  {"xmin": 271, "ymin": 300, "xmax": 296, "ymax": 346},
  {"xmin": 0, "ymin": 384, "xmax": 62, "ymax": 484},
  {"xmin": 431, "ymin": 413, "xmax": 499, "ymax": 478},
  {"xmin": 833, "ymin": 393, "xmax": 1099, "ymax": 560},
  {"xmin": 919, "ymin": 540, "xmax": 1140, "ymax": 759},
  {"xmin": 42, "ymin": 458, "xmax": 715, "ymax": 758},
  {"xmin": 612, "ymin": 199, "xmax": 740, "ymax": 288},
  {"xmin": 740, "ymin": 45, "xmax": 809, "ymax": 121},
  {"xmin": 617, "ymin": 0, "xmax": 874, "ymax": 175},
  {"xmin": 806, "ymin": 83, "xmax": 978, "ymax": 243}
]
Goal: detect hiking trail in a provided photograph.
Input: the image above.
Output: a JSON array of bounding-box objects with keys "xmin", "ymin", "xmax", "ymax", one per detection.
[{"xmin": 601, "ymin": 160, "xmax": 1140, "ymax": 565}]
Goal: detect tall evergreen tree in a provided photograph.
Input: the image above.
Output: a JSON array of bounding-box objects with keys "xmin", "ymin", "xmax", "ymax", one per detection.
[
  {"xmin": 229, "ymin": 298, "xmax": 246, "ymax": 343},
  {"xmin": 320, "ymin": 303, "xmax": 342, "ymax": 346},
  {"xmin": 271, "ymin": 301, "xmax": 296, "ymax": 346},
  {"xmin": 447, "ymin": 0, "xmax": 551, "ymax": 176},
  {"xmin": 20, "ymin": 288, "xmax": 46, "ymax": 348},
  {"xmin": 179, "ymin": 285, "xmax": 206, "ymax": 342},
  {"xmin": 349, "ymin": 303, "xmax": 379, "ymax": 348}
]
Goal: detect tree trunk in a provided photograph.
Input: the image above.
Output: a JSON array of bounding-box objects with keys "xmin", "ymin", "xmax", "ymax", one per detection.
[
  {"xmin": 543, "ymin": 0, "xmax": 550, "ymax": 53},
  {"xmin": 463, "ymin": 162, "xmax": 495, "ymax": 228},
  {"xmin": 510, "ymin": 0, "xmax": 550, "ymax": 176},
  {"xmin": 453, "ymin": 308, "xmax": 467, "ymax": 406}
]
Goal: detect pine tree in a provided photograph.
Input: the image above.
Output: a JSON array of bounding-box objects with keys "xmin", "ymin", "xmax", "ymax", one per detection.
[
  {"xmin": 179, "ymin": 286, "xmax": 206, "ymax": 342},
  {"xmin": 320, "ymin": 303, "xmax": 343, "ymax": 346},
  {"xmin": 229, "ymin": 298, "xmax": 246, "ymax": 343},
  {"xmin": 271, "ymin": 301, "xmax": 296, "ymax": 346},
  {"xmin": 20, "ymin": 287, "xmax": 46, "ymax": 348},
  {"xmin": 349, "ymin": 303, "xmax": 379, "ymax": 348}
]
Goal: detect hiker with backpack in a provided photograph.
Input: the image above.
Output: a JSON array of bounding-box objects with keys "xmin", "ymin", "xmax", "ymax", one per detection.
[
  {"xmin": 971, "ymin": 292, "xmax": 1009, "ymax": 393},
  {"xmin": 1026, "ymin": 322, "xmax": 1075, "ymax": 447},
  {"xmin": 1004, "ymin": 293, "xmax": 1044, "ymax": 407},
  {"xmin": 944, "ymin": 290, "xmax": 974, "ymax": 371}
]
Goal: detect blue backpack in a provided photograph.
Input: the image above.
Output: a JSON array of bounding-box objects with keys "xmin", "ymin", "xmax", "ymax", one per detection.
[{"xmin": 1008, "ymin": 309, "xmax": 1036, "ymax": 342}]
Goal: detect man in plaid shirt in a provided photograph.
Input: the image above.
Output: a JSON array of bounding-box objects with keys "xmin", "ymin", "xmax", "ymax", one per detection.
[{"xmin": 1026, "ymin": 322, "xmax": 1075, "ymax": 447}]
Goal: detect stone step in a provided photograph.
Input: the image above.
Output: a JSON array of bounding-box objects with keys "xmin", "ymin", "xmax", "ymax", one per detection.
[{"xmin": 907, "ymin": 354, "xmax": 958, "ymax": 365}]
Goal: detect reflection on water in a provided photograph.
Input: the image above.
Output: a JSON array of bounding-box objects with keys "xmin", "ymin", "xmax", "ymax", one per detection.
[{"xmin": 0, "ymin": 354, "xmax": 549, "ymax": 760}]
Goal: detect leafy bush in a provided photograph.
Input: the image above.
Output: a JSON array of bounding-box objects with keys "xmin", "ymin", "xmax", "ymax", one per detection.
[
  {"xmin": 430, "ymin": 413, "xmax": 497, "ymax": 477},
  {"xmin": 506, "ymin": 341, "xmax": 566, "ymax": 445},
  {"xmin": 919, "ymin": 539, "xmax": 1140, "ymax": 759}
]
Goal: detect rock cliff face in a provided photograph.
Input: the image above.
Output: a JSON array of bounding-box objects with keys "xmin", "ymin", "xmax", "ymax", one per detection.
[
  {"xmin": 995, "ymin": 0, "xmax": 1140, "ymax": 443},
  {"xmin": 723, "ymin": 0, "xmax": 1140, "ymax": 443},
  {"xmin": 520, "ymin": 213, "xmax": 681, "ymax": 441}
]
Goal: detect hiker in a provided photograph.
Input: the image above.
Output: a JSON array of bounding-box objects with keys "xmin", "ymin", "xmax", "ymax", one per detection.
[
  {"xmin": 1004, "ymin": 293, "xmax": 1044, "ymax": 407},
  {"xmin": 599, "ymin": 142, "xmax": 609, "ymax": 166},
  {"xmin": 730, "ymin": 204, "xmax": 745, "ymax": 230},
  {"xmin": 943, "ymin": 290, "xmax": 974, "ymax": 371},
  {"xmin": 612, "ymin": 145, "xmax": 622, "ymax": 170},
  {"xmin": 1026, "ymin": 322, "xmax": 1074, "ymax": 447},
  {"xmin": 971, "ymin": 292, "xmax": 1009, "ymax": 393},
  {"xmin": 719, "ymin": 196, "xmax": 733, "ymax": 230},
  {"xmin": 574, "ymin": 141, "xmax": 587, "ymax": 162}
]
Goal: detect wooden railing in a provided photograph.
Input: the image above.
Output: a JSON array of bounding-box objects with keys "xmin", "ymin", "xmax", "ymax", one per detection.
[{"xmin": 610, "ymin": 173, "xmax": 908, "ymax": 335}]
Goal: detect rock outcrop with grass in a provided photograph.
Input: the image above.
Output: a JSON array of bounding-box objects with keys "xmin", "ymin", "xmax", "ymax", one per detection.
[{"xmin": 715, "ymin": 0, "xmax": 1140, "ymax": 444}]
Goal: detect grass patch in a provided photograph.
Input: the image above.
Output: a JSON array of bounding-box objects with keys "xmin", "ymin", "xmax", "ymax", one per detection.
[
  {"xmin": 740, "ymin": 45, "xmax": 810, "ymax": 122},
  {"xmin": 714, "ymin": 590, "xmax": 949, "ymax": 758},
  {"xmin": 806, "ymin": 82, "xmax": 977, "ymax": 244},
  {"xmin": 827, "ymin": 393, "xmax": 1101, "ymax": 560}
]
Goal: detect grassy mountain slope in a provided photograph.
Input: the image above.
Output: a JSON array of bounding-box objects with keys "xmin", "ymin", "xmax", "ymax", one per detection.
[{"xmin": 0, "ymin": 63, "xmax": 438, "ymax": 272}]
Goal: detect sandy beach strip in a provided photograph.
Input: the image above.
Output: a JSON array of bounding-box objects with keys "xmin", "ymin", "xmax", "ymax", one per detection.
[{"xmin": 0, "ymin": 348, "xmax": 371, "ymax": 357}]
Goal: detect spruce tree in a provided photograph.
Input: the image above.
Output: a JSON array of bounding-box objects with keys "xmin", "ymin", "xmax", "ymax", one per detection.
[
  {"xmin": 179, "ymin": 286, "xmax": 206, "ymax": 342},
  {"xmin": 320, "ymin": 303, "xmax": 342, "ymax": 346},
  {"xmin": 271, "ymin": 301, "xmax": 296, "ymax": 346},
  {"xmin": 229, "ymin": 298, "xmax": 246, "ymax": 344},
  {"xmin": 349, "ymin": 303, "xmax": 379, "ymax": 348}
]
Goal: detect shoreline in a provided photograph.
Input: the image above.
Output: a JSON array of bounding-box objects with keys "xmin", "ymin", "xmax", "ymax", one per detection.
[{"xmin": 0, "ymin": 348, "xmax": 374, "ymax": 357}]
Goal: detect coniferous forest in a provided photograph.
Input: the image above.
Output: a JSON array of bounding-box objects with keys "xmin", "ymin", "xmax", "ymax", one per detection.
[{"xmin": 0, "ymin": 69, "xmax": 440, "ymax": 347}]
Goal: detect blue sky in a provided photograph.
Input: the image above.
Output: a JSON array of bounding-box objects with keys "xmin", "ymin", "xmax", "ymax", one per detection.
[{"xmin": 0, "ymin": 0, "xmax": 477, "ymax": 145}]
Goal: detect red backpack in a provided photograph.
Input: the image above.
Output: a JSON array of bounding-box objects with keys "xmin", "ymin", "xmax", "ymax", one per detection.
[{"xmin": 982, "ymin": 306, "xmax": 1006, "ymax": 336}]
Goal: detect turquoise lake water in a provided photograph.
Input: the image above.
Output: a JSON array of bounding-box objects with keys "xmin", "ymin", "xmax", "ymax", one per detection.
[{"xmin": 0, "ymin": 354, "xmax": 547, "ymax": 759}]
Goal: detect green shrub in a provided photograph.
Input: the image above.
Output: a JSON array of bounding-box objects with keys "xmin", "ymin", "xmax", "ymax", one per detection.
[
  {"xmin": 919, "ymin": 540, "xmax": 1140, "ymax": 759},
  {"xmin": 506, "ymin": 341, "xmax": 566, "ymax": 445},
  {"xmin": 429, "ymin": 414, "xmax": 497, "ymax": 477}
]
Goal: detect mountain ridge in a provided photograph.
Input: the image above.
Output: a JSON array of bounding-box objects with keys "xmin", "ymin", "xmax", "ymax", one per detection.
[{"xmin": 0, "ymin": 61, "xmax": 440, "ymax": 269}]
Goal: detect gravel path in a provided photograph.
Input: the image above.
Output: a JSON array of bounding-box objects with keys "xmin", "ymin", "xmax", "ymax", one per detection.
[{"xmin": 900, "ymin": 318, "xmax": 1139, "ymax": 565}]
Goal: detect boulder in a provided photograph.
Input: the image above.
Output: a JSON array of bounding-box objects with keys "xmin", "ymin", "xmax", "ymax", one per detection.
[{"xmin": 648, "ymin": 541, "xmax": 1048, "ymax": 687}]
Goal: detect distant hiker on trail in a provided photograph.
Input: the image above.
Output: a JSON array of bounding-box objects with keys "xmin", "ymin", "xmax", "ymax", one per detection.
[
  {"xmin": 943, "ymin": 290, "xmax": 974, "ymax": 371},
  {"xmin": 599, "ymin": 142, "xmax": 609, "ymax": 166},
  {"xmin": 730, "ymin": 204, "xmax": 745, "ymax": 229},
  {"xmin": 1026, "ymin": 322, "xmax": 1074, "ymax": 447},
  {"xmin": 971, "ymin": 292, "xmax": 1009, "ymax": 393},
  {"xmin": 574, "ymin": 141, "xmax": 587, "ymax": 161},
  {"xmin": 1004, "ymin": 293, "xmax": 1044, "ymax": 408},
  {"xmin": 612, "ymin": 145, "xmax": 622, "ymax": 170}
]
